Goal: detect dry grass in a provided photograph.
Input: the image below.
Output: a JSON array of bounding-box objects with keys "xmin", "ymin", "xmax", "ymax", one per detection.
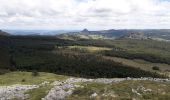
[{"xmin": 68, "ymin": 46, "xmax": 112, "ymax": 53}]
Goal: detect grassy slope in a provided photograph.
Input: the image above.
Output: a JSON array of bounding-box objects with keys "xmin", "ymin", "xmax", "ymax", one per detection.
[
  {"xmin": 103, "ymin": 56, "xmax": 170, "ymax": 76},
  {"xmin": 0, "ymin": 71, "xmax": 68, "ymax": 85},
  {"xmin": 0, "ymin": 72, "xmax": 69, "ymax": 100},
  {"xmin": 68, "ymin": 81, "xmax": 170, "ymax": 100},
  {"xmin": 111, "ymin": 39, "xmax": 170, "ymax": 58},
  {"xmin": 0, "ymin": 71, "xmax": 170, "ymax": 100}
]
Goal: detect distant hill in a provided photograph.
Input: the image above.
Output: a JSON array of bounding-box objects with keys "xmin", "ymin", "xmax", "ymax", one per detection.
[
  {"xmin": 90, "ymin": 29, "xmax": 170, "ymax": 40},
  {"xmin": 120, "ymin": 32, "xmax": 148, "ymax": 40},
  {"xmin": 0, "ymin": 30, "xmax": 10, "ymax": 36},
  {"xmin": 81, "ymin": 28, "xmax": 90, "ymax": 34},
  {"xmin": 57, "ymin": 29, "xmax": 170, "ymax": 41},
  {"xmin": 3, "ymin": 29, "xmax": 170, "ymax": 41},
  {"xmin": 3, "ymin": 30, "xmax": 78, "ymax": 36}
]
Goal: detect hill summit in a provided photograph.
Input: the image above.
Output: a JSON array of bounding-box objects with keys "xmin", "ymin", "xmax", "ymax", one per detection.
[{"xmin": 81, "ymin": 28, "xmax": 90, "ymax": 34}]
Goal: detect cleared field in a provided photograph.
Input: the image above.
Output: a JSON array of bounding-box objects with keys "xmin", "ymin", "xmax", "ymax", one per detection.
[
  {"xmin": 67, "ymin": 45, "xmax": 112, "ymax": 53},
  {"xmin": 104, "ymin": 56, "xmax": 170, "ymax": 76},
  {"xmin": 111, "ymin": 39, "xmax": 170, "ymax": 58}
]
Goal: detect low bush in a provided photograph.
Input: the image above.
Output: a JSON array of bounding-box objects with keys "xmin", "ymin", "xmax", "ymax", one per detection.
[{"xmin": 152, "ymin": 66, "xmax": 160, "ymax": 70}]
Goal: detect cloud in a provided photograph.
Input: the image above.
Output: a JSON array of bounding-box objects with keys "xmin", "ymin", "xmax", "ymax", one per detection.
[{"xmin": 0, "ymin": 0, "xmax": 170, "ymax": 30}]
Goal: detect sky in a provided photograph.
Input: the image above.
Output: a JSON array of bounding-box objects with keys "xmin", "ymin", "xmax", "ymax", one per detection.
[{"xmin": 0, "ymin": 0, "xmax": 170, "ymax": 30}]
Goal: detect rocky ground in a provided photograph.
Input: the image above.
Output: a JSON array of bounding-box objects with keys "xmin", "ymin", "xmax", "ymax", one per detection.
[
  {"xmin": 0, "ymin": 84, "xmax": 38, "ymax": 100},
  {"xmin": 0, "ymin": 77, "xmax": 170, "ymax": 100}
]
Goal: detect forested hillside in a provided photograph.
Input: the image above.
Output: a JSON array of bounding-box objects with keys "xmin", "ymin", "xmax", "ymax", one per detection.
[{"xmin": 0, "ymin": 35, "xmax": 169, "ymax": 78}]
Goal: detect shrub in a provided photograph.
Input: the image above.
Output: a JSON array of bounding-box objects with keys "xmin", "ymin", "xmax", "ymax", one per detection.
[
  {"xmin": 152, "ymin": 66, "xmax": 160, "ymax": 70},
  {"xmin": 21, "ymin": 79, "xmax": 26, "ymax": 82},
  {"xmin": 32, "ymin": 70, "xmax": 39, "ymax": 76}
]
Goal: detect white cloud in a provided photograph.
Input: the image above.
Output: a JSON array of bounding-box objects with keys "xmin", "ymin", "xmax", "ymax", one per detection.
[{"xmin": 0, "ymin": 0, "xmax": 170, "ymax": 30}]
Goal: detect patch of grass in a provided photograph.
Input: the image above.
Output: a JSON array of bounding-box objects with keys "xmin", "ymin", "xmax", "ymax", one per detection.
[
  {"xmin": 0, "ymin": 71, "xmax": 68, "ymax": 85},
  {"xmin": 26, "ymin": 85, "xmax": 53, "ymax": 100},
  {"xmin": 68, "ymin": 46, "xmax": 112, "ymax": 53}
]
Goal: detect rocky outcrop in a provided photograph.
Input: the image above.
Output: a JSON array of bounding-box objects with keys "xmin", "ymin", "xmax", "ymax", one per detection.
[
  {"xmin": 0, "ymin": 84, "xmax": 38, "ymax": 100},
  {"xmin": 42, "ymin": 77, "xmax": 170, "ymax": 100},
  {"xmin": 42, "ymin": 81, "xmax": 75, "ymax": 100},
  {"xmin": 42, "ymin": 78, "xmax": 93, "ymax": 100},
  {"xmin": 0, "ymin": 77, "xmax": 169, "ymax": 100}
]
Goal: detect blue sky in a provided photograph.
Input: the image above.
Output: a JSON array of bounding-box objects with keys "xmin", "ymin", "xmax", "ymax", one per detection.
[{"xmin": 0, "ymin": 0, "xmax": 170, "ymax": 30}]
